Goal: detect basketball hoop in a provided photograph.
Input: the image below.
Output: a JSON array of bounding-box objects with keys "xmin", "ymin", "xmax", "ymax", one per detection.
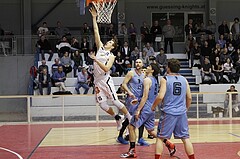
[{"xmin": 90, "ymin": 0, "xmax": 117, "ymax": 24}]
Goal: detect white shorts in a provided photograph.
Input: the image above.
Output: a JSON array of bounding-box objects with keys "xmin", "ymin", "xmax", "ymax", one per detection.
[{"xmin": 94, "ymin": 76, "xmax": 118, "ymax": 103}]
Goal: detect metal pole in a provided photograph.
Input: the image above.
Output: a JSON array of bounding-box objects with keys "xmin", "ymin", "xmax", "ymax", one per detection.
[
  {"xmin": 229, "ymin": 93, "xmax": 232, "ymax": 118},
  {"xmin": 62, "ymin": 96, "xmax": 65, "ymax": 122},
  {"xmin": 196, "ymin": 94, "xmax": 199, "ymax": 119},
  {"xmin": 27, "ymin": 96, "xmax": 31, "ymax": 123},
  {"xmin": 96, "ymin": 103, "xmax": 99, "ymax": 123}
]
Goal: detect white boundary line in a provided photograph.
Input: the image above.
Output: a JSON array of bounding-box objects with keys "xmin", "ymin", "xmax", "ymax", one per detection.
[{"xmin": 0, "ymin": 147, "xmax": 23, "ymax": 159}]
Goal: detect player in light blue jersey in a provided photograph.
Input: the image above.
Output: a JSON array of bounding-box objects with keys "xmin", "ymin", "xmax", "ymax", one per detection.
[
  {"xmin": 117, "ymin": 59, "xmax": 149, "ymax": 146},
  {"xmin": 152, "ymin": 58, "xmax": 195, "ymax": 159},
  {"xmin": 121, "ymin": 63, "xmax": 175, "ymax": 158}
]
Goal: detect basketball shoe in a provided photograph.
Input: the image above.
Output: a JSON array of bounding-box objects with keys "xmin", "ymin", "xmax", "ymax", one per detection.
[
  {"xmin": 116, "ymin": 115, "xmax": 124, "ymax": 131},
  {"xmin": 116, "ymin": 136, "xmax": 129, "ymax": 145},
  {"xmin": 120, "ymin": 148, "xmax": 137, "ymax": 158},
  {"xmin": 164, "ymin": 139, "xmax": 176, "ymax": 156},
  {"xmin": 137, "ymin": 138, "xmax": 149, "ymax": 146}
]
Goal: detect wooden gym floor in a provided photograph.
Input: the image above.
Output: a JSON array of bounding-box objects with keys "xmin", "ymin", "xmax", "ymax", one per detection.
[{"xmin": 0, "ymin": 120, "xmax": 240, "ymax": 159}]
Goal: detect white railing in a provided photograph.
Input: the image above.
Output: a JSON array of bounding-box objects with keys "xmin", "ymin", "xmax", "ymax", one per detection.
[{"xmin": 0, "ymin": 92, "xmax": 239, "ymax": 123}]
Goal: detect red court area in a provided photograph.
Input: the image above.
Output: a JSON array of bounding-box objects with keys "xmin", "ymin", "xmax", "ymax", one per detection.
[{"xmin": 0, "ymin": 121, "xmax": 240, "ymax": 159}]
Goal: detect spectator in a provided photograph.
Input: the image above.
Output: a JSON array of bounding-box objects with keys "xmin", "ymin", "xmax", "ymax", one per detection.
[
  {"xmin": 37, "ymin": 22, "xmax": 49, "ymax": 37},
  {"xmin": 82, "ymin": 22, "xmax": 92, "ymax": 36},
  {"xmin": 56, "ymin": 36, "xmax": 71, "ymax": 58},
  {"xmin": 87, "ymin": 65, "xmax": 94, "ymax": 94},
  {"xmin": 71, "ymin": 37, "xmax": 80, "ymax": 50},
  {"xmin": 212, "ymin": 56, "xmax": 223, "ymax": 83},
  {"xmin": 199, "ymin": 22, "xmax": 207, "ymax": 34},
  {"xmin": 220, "ymin": 47, "xmax": 231, "ymax": 64},
  {"xmin": 140, "ymin": 21, "xmax": 150, "ymax": 44},
  {"xmin": 75, "ymin": 66, "xmax": 90, "ymax": 94},
  {"xmin": 128, "ymin": 23, "xmax": 137, "ymax": 50},
  {"xmin": 120, "ymin": 41, "xmax": 131, "ymax": 64},
  {"xmin": 54, "ymin": 21, "xmax": 70, "ymax": 38},
  {"xmin": 192, "ymin": 23, "xmax": 200, "ymax": 35},
  {"xmin": 148, "ymin": 55, "xmax": 157, "ymax": 66},
  {"xmin": 36, "ymin": 35, "xmax": 53, "ymax": 61},
  {"xmin": 201, "ymin": 57, "xmax": 215, "ymax": 84},
  {"xmin": 191, "ymin": 42, "xmax": 201, "ymax": 68},
  {"xmin": 150, "ymin": 20, "xmax": 162, "ymax": 51},
  {"xmin": 206, "ymin": 20, "xmax": 216, "ymax": 34},
  {"xmin": 218, "ymin": 21, "xmax": 230, "ymax": 39},
  {"xmin": 143, "ymin": 42, "xmax": 155, "ymax": 57},
  {"xmin": 226, "ymin": 34, "xmax": 236, "ymax": 48},
  {"xmin": 119, "ymin": 23, "xmax": 128, "ymax": 44},
  {"xmin": 52, "ymin": 65, "xmax": 67, "ymax": 91},
  {"xmin": 184, "ymin": 18, "xmax": 194, "ymax": 36},
  {"xmin": 155, "ymin": 48, "xmax": 167, "ymax": 75},
  {"xmin": 72, "ymin": 50, "xmax": 83, "ymax": 77},
  {"xmin": 207, "ymin": 34, "xmax": 216, "ymax": 50},
  {"xmin": 80, "ymin": 37, "xmax": 90, "ymax": 64},
  {"xmin": 217, "ymin": 34, "xmax": 227, "ymax": 48},
  {"xmin": 200, "ymin": 40, "xmax": 212, "ymax": 65},
  {"xmin": 227, "ymin": 43, "xmax": 235, "ymax": 55},
  {"xmin": 196, "ymin": 34, "xmax": 206, "ymax": 47},
  {"xmin": 224, "ymin": 85, "xmax": 239, "ymax": 116},
  {"xmin": 162, "ymin": 19, "xmax": 175, "ymax": 53},
  {"xmin": 185, "ymin": 34, "xmax": 196, "ymax": 61},
  {"xmin": 106, "ymin": 23, "xmax": 116, "ymax": 38},
  {"xmin": 223, "ymin": 57, "xmax": 234, "ymax": 83},
  {"xmin": 140, "ymin": 50, "xmax": 148, "ymax": 67},
  {"xmin": 210, "ymin": 48, "xmax": 221, "ymax": 65},
  {"xmin": 130, "ymin": 46, "xmax": 140, "ymax": 66},
  {"xmin": 215, "ymin": 43, "xmax": 222, "ymax": 53},
  {"xmin": 60, "ymin": 52, "xmax": 72, "ymax": 76},
  {"xmin": 230, "ymin": 17, "xmax": 240, "ymax": 40},
  {"xmin": 115, "ymin": 51, "xmax": 125, "ymax": 77},
  {"xmin": 51, "ymin": 58, "xmax": 62, "ymax": 74},
  {"xmin": 232, "ymin": 48, "xmax": 240, "ymax": 64},
  {"xmin": 38, "ymin": 68, "xmax": 51, "ymax": 95},
  {"xmin": 112, "ymin": 35, "xmax": 121, "ymax": 56},
  {"xmin": 234, "ymin": 51, "xmax": 240, "ymax": 83},
  {"xmin": 38, "ymin": 60, "xmax": 49, "ymax": 74}
]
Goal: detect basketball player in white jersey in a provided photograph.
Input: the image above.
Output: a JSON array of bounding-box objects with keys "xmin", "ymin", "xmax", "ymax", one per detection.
[{"xmin": 89, "ymin": 7, "xmax": 131, "ymax": 130}]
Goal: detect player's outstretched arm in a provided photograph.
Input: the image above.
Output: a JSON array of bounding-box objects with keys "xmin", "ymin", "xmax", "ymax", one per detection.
[
  {"xmin": 89, "ymin": 7, "xmax": 103, "ymax": 49},
  {"xmin": 151, "ymin": 77, "xmax": 166, "ymax": 111}
]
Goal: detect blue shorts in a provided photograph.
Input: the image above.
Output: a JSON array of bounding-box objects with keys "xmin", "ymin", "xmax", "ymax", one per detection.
[
  {"xmin": 157, "ymin": 111, "xmax": 189, "ymax": 139},
  {"xmin": 130, "ymin": 106, "xmax": 155, "ymax": 131},
  {"xmin": 125, "ymin": 97, "xmax": 140, "ymax": 115}
]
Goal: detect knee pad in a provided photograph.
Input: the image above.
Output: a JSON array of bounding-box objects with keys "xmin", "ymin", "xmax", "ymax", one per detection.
[
  {"xmin": 99, "ymin": 101, "xmax": 110, "ymax": 112},
  {"xmin": 112, "ymin": 100, "xmax": 124, "ymax": 109}
]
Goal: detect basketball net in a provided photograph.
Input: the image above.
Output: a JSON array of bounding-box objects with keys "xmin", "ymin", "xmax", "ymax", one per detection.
[{"xmin": 92, "ymin": 0, "xmax": 117, "ymax": 24}]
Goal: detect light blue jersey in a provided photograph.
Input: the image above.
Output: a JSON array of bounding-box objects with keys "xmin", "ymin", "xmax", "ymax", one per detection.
[
  {"xmin": 160, "ymin": 75, "xmax": 187, "ymax": 115},
  {"xmin": 126, "ymin": 70, "xmax": 144, "ymax": 114},
  {"xmin": 143, "ymin": 76, "xmax": 159, "ymax": 110},
  {"xmin": 131, "ymin": 76, "xmax": 159, "ymax": 130},
  {"xmin": 127, "ymin": 70, "xmax": 144, "ymax": 99}
]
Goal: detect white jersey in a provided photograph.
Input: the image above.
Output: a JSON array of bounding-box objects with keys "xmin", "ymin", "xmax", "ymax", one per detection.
[{"xmin": 93, "ymin": 47, "xmax": 112, "ymax": 81}]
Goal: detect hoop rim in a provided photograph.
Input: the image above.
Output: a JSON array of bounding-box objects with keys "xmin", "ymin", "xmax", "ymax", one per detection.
[{"xmin": 86, "ymin": 0, "xmax": 117, "ymax": 6}]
